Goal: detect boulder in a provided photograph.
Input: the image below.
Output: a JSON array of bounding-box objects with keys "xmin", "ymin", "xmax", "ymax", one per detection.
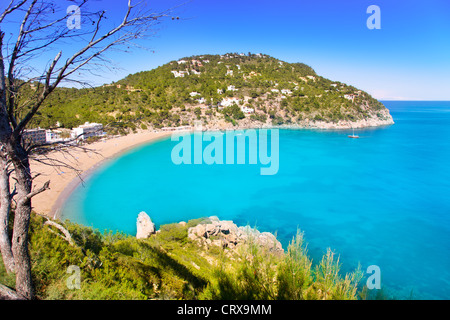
[
  {"xmin": 187, "ymin": 216, "xmax": 283, "ymax": 253},
  {"xmin": 136, "ymin": 211, "xmax": 156, "ymax": 239}
]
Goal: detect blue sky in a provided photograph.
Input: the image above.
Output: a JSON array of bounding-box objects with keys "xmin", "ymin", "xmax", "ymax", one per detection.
[{"xmin": 2, "ymin": 0, "xmax": 450, "ymax": 100}]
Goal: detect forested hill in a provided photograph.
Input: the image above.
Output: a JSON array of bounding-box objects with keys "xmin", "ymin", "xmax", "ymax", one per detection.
[{"xmin": 27, "ymin": 52, "xmax": 393, "ymax": 133}]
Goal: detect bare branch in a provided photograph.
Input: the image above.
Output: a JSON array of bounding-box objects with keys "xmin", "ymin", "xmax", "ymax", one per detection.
[
  {"xmin": 43, "ymin": 219, "xmax": 74, "ymax": 246},
  {"xmin": 25, "ymin": 179, "xmax": 49, "ymax": 200},
  {"xmin": 44, "ymin": 51, "xmax": 61, "ymax": 88},
  {"xmin": 0, "ymin": 0, "xmax": 28, "ymax": 24}
]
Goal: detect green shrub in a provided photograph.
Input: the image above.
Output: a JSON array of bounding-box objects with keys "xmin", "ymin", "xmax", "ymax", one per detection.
[
  {"xmin": 157, "ymin": 223, "xmax": 188, "ymax": 244},
  {"xmin": 202, "ymin": 229, "xmax": 362, "ymax": 300}
]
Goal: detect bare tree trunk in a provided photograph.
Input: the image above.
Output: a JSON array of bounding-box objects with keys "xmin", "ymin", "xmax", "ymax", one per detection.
[
  {"xmin": 0, "ymin": 31, "xmax": 15, "ymax": 274},
  {"xmin": 0, "ymin": 152, "xmax": 14, "ymax": 273},
  {"xmin": 9, "ymin": 142, "xmax": 33, "ymax": 299}
]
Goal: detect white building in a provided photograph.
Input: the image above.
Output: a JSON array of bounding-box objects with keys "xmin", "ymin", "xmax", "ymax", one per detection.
[
  {"xmin": 45, "ymin": 130, "xmax": 62, "ymax": 143},
  {"xmin": 271, "ymin": 89, "xmax": 280, "ymax": 93},
  {"xmin": 177, "ymin": 60, "xmax": 187, "ymax": 64},
  {"xmin": 220, "ymin": 97, "xmax": 241, "ymax": 107},
  {"xmin": 241, "ymin": 106, "xmax": 254, "ymax": 114},
  {"xmin": 190, "ymin": 70, "xmax": 201, "ymax": 75},
  {"xmin": 281, "ymin": 89, "xmax": 292, "ymax": 95},
  {"xmin": 171, "ymin": 70, "xmax": 189, "ymax": 78},
  {"xmin": 191, "ymin": 59, "xmax": 203, "ymax": 66},
  {"xmin": 227, "ymin": 85, "xmax": 237, "ymax": 92},
  {"xmin": 23, "ymin": 128, "xmax": 46, "ymax": 144},
  {"xmin": 196, "ymin": 97, "xmax": 207, "ymax": 104},
  {"xmin": 71, "ymin": 122, "xmax": 105, "ymax": 140},
  {"xmin": 190, "ymin": 91, "xmax": 201, "ymax": 97},
  {"xmin": 226, "ymin": 69, "xmax": 234, "ymax": 76},
  {"xmin": 344, "ymin": 94, "xmax": 355, "ymax": 101}
]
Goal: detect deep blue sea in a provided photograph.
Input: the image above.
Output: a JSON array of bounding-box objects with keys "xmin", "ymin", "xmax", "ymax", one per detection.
[{"xmin": 61, "ymin": 101, "xmax": 450, "ymax": 299}]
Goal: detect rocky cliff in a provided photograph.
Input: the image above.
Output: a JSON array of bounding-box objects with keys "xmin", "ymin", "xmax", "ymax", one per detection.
[
  {"xmin": 187, "ymin": 216, "xmax": 283, "ymax": 253},
  {"xmin": 136, "ymin": 214, "xmax": 283, "ymax": 254}
]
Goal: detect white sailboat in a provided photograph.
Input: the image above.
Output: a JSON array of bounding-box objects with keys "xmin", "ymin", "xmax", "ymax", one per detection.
[{"xmin": 348, "ymin": 127, "xmax": 359, "ymax": 139}]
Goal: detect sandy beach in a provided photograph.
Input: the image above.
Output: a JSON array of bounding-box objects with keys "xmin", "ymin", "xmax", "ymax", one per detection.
[{"xmin": 30, "ymin": 130, "xmax": 173, "ymax": 218}]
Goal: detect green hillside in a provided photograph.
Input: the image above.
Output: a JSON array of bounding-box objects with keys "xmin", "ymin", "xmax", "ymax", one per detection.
[{"xmin": 26, "ymin": 53, "xmax": 392, "ymax": 133}]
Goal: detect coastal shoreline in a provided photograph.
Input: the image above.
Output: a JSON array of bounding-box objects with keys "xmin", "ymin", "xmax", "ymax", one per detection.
[
  {"xmin": 31, "ymin": 130, "xmax": 174, "ymax": 219},
  {"xmin": 202, "ymin": 108, "xmax": 394, "ymax": 131},
  {"xmin": 33, "ymin": 117, "xmax": 394, "ymax": 220}
]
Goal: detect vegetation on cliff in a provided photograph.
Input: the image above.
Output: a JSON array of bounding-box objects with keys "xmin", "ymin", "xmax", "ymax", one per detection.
[{"xmin": 0, "ymin": 213, "xmax": 370, "ymax": 300}]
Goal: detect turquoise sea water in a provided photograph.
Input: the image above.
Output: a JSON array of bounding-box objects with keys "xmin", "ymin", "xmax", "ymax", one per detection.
[{"xmin": 61, "ymin": 101, "xmax": 450, "ymax": 299}]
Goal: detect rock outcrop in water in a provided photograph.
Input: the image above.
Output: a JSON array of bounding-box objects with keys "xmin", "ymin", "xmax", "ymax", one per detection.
[
  {"xmin": 136, "ymin": 211, "xmax": 156, "ymax": 239},
  {"xmin": 187, "ymin": 216, "xmax": 283, "ymax": 253}
]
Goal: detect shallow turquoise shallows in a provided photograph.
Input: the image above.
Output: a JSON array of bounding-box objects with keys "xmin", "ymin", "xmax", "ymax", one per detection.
[{"xmin": 61, "ymin": 101, "xmax": 450, "ymax": 299}]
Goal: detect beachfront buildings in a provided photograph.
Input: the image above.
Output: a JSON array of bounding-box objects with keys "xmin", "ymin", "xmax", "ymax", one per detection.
[
  {"xmin": 22, "ymin": 123, "xmax": 103, "ymax": 145},
  {"xmin": 23, "ymin": 128, "xmax": 46, "ymax": 145},
  {"xmin": 22, "ymin": 128, "xmax": 68, "ymax": 145},
  {"xmin": 46, "ymin": 130, "xmax": 63, "ymax": 143},
  {"xmin": 71, "ymin": 122, "xmax": 105, "ymax": 140}
]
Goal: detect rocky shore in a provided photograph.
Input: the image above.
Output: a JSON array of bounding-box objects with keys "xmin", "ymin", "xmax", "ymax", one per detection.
[
  {"xmin": 200, "ymin": 108, "xmax": 394, "ymax": 131},
  {"xmin": 298, "ymin": 108, "xmax": 395, "ymax": 129}
]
